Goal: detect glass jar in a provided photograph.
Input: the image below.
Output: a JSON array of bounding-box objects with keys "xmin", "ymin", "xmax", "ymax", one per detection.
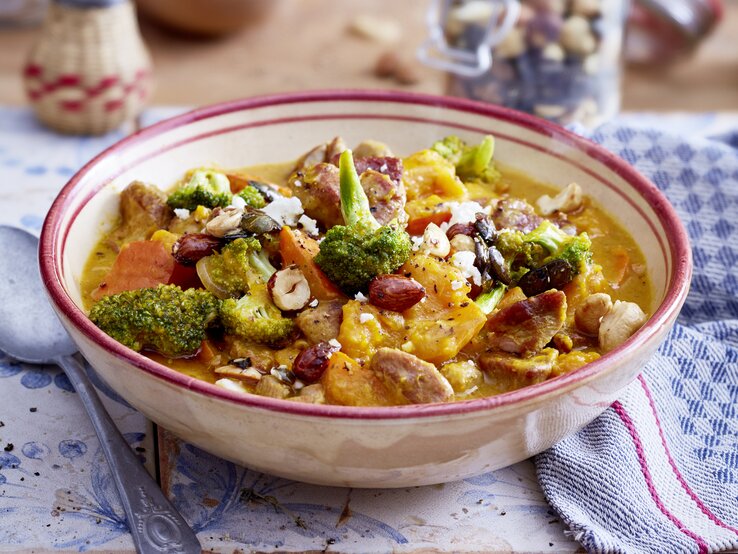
[{"xmin": 419, "ymin": 0, "xmax": 629, "ymax": 127}]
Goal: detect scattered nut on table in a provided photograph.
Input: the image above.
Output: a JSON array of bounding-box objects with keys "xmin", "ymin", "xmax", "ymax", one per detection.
[{"xmin": 349, "ymin": 14, "xmax": 401, "ymax": 44}]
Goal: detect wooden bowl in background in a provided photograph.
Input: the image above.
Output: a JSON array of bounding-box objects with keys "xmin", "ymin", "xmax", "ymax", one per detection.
[{"xmin": 135, "ymin": 0, "xmax": 279, "ymax": 36}]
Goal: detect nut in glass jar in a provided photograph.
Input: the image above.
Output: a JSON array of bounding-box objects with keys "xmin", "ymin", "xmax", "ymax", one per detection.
[{"xmin": 419, "ymin": 0, "xmax": 628, "ymax": 127}]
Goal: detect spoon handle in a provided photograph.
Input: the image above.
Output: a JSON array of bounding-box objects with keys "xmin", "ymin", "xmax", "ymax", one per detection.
[{"xmin": 58, "ymin": 354, "xmax": 201, "ymax": 554}]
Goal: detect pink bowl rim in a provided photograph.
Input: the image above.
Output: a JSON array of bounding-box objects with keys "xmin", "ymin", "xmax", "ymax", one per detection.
[{"xmin": 39, "ymin": 89, "xmax": 692, "ymax": 421}]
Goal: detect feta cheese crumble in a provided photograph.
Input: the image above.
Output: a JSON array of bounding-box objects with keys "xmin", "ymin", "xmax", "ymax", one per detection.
[
  {"xmin": 410, "ymin": 235, "xmax": 424, "ymax": 252},
  {"xmin": 229, "ymin": 195, "xmax": 247, "ymax": 210},
  {"xmin": 449, "ymin": 251, "xmax": 482, "ymax": 286},
  {"xmin": 308, "ymin": 298, "xmax": 319, "ymax": 308},
  {"xmin": 262, "ymin": 196, "xmax": 304, "ymax": 227},
  {"xmin": 354, "ymin": 292, "xmax": 368, "ymax": 302},
  {"xmin": 328, "ymin": 338, "xmax": 342, "ymax": 350},
  {"xmin": 450, "ymin": 280, "xmax": 465, "ymax": 290},
  {"xmin": 173, "ymin": 208, "xmax": 190, "ymax": 220},
  {"xmin": 443, "ymin": 201, "xmax": 488, "ymax": 228},
  {"xmin": 359, "ymin": 313, "xmax": 375, "ymax": 324},
  {"xmin": 298, "ymin": 214, "xmax": 319, "ymax": 236}
]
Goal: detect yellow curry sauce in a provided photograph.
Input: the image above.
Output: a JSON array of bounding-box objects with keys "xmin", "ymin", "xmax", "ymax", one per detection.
[{"xmin": 81, "ymin": 148, "xmax": 651, "ymax": 404}]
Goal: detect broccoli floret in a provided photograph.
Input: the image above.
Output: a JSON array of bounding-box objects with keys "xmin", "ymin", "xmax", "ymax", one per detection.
[
  {"xmin": 199, "ymin": 237, "xmax": 275, "ymax": 299},
  {"xmin": 431, "ymin": 135, "xmax": 500, "ymax": 183},
  {"xmin": 236, "ymin": 184, "xmax": 266, "ymax": 209},
  {"xmin": 167, "ymin": 170, "xmax": 233, "ymax": 210},
  {"xmin": 314, "ymin": 150, "xmax": 412, "ymax": 294},
  {"xmin": 494, "ymin": 220, "xmax": 591, "ymax": 284},
  {"xmin": 204, "ymin": 237, "xmax": 293, "ymax": 346},
  {"xmin": 524, "ymin": 220, "xmax": 592, "ymax": 273},
  {"xmin": 494, "ymin": 230, "xmax": 543, "ymax": 282},
  {"xmin": 220, "ymin": 284, "xmax": 295, "ymax": 347},
  {"xmin": 475, "ymin": 283, "xmax": 508, "ymax": 315},
  {"xmin": 89, "ymin": 284, "xmax": 221, "ymax": 358}
]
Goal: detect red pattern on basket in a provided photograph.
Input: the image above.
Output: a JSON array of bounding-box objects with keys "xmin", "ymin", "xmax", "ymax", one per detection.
[{"xmin": 24, "ymin": 64, "xmax": 150, "ymax": 112}]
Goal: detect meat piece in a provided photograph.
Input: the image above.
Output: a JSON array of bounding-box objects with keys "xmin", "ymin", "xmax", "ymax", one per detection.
[
  {"xmin": 370, "ymin": 348, "xmax": 454, "ymax": 404},
  {"xmin": 360, "ymin": 170, "xmax": 407, "ymax": 225},
  {"xmin": 110, "ymin": 181, "xmax": 172, "ymax": 245},
  {"xmin": 354, "ymin": 156, "xmax": 403, "ymax": 186},
  {"xmin": 479, "ymin": 348, "xmax": 558, "ymax": 388},
  {"xmin": 490, "ymin": 197, "xmax": 542, "ymax": 232},
  {"xmin": 293, "ymin": 136, "xmax": 346, "ymax": 172},
  {"xmin": 290, "ymin": 162, "xmax": 342, "ymax": 228},
  {"xmin": 291, "ymin": 158, "xmax": 407, "ymax": 228},
  {"xmin": 295, "ymin": 300, "xmax": 344, "ymax": 344},
  {"xmin": 325, "ymin": 136, "xmax": 347, "ymax": 163},
  {"xmin": 485, "ymin": 290, "xmax": 567, "ymax": 355}
]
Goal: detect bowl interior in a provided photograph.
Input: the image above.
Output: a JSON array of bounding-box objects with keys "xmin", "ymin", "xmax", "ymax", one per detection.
[{"xmin": 56, "ymin": 95, "xmax": 674, "ymax": 319}]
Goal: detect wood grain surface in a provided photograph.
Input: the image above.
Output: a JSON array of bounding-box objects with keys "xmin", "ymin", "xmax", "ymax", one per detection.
[{"xmin": 0, "ymin": 0, "xmax": 735, "ymax": 111}]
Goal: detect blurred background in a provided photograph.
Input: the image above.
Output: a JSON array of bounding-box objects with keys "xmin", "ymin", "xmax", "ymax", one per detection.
[{"xmin": 0, "ymin": 0, "xmax": 735, "ymax": 134}]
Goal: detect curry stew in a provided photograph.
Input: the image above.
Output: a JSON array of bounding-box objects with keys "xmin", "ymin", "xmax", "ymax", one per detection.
[{"xmin": 82, "ymin": 136, "xmax": 650, "ymax": 406}]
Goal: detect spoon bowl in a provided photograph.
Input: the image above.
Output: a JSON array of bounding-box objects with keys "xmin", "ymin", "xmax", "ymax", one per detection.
[
  {"xmin": 0, "ymin": 225, "xmax": 201, "ymax": 554},
  {"xmin": 0, "ymin": 225, "xmax": 76, "ymax": 363}
]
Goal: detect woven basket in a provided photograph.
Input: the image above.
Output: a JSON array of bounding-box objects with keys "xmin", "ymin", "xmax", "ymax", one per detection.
[{"xmin": 24, "ymin": 1, "xmax": 153, "ymax": 135}]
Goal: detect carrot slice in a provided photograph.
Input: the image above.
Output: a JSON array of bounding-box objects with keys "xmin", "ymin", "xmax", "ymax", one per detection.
[
  {"xmin": 279, "ymin": 227, "xmax": 345, "ymax": 301},
  {"xmin": 406, "ymin": 211, "xmax": 451, "ymax": 235},
  {"xmin": 91, "ymin": 240, "xmax": 175, "ymax": 300}
]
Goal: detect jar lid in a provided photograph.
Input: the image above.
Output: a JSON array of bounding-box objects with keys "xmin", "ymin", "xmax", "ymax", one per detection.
[{"xmin": 636, "ymin": 0, "xmax": 723, "ymax": 46}]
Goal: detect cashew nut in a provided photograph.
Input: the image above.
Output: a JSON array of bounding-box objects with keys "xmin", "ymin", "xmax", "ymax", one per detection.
[
  {"xmin": 268, "ymin": 265, "xmax": 311, "ymax": 311},
  {"xmin": 536, "ymin": 182, "xmax": 583, "ymax": 216},
  {"xmin": 449, "ymin": 233, "xmax": 476, "ymax": 254},
  {"xmin": 420, "ymin": 222, "xmax": 451, "ymax": 258},
  {"xmin": 214, "ymin": 378, "xmax": 248, "ymax": 394},
  {"xmin": 575, "ymin": 293, "xmax": 613, "ymax": 336},
  {"xmin": 205, "ymin": 207, "xmax": 243, "ymax": 237},
  {"xmin": 598, "ymin": 300, "xmax": 647, "ymax": 353}
]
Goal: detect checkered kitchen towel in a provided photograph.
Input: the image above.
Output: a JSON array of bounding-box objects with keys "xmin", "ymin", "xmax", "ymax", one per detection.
[{"xmin": 535, "ymin": 123, "xmax": 738, "ymax": 554}]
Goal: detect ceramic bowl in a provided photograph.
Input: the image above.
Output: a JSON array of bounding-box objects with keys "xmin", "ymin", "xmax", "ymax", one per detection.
[{"xmin": 40, "ymin": 91, "xmax": 691, "ymax": 488}]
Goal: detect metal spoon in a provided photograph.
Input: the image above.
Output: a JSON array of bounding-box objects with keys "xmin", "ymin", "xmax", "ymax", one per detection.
[{"xmin": 0, "ymin": 225, "xmax": 201, "ymax": 554}]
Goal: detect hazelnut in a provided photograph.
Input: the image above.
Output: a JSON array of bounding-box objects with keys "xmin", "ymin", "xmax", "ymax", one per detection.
[{"xmin": 268, "ymin": 265, "xmax": 311, "ymax": 311}]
